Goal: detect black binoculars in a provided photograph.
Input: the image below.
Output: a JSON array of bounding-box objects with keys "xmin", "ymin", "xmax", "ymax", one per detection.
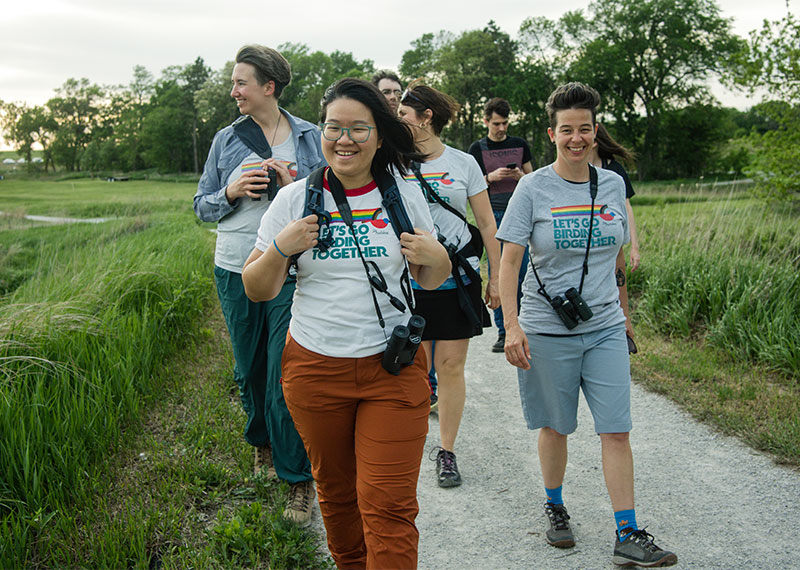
[
  {"xmin": 252, "ymin": 167, "xmax": 278, "ymax": 201},
  {"xmin": 382, "ymin": 315, "xmax": 425, "ymax": 375},
  {"xmin": 549, "ymin": 287, "xmax": 593, "ymax": 330}
]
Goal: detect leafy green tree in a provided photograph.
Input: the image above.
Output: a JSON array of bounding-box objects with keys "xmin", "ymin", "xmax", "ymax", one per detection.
[
  {"xmin": 399, "ymin": 23, "xmax": 523, "ymax": 150},
  {"xmin": 659, "ymin": 104, "xmax": 735, "ymax": 178},
  {"xmin": 523, "ymin": 0, "xmax": 743, "ymax": 178},
  {"xmin": 195, "ymin": 61, "xmax": 238, "ymax": 154},
  {"xmin": 727, "ymin": 12, "xmax": 799, "ymax": 202},
  {"xmin": 0, "ymin": 102, "xmax": 57, "ymax": 171},
  {"xmin": 46, "ymin": 78, "xmax": 105, "ymax": 171},
  {"xmin": 278, "ymin": 43, "xmax": 374, "ymax": 122}
]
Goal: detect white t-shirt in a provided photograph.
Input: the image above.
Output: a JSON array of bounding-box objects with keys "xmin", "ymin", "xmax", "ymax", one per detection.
[
  {"xmin": 255, "ymin": 171, "xmax": 436, "ymax": 358},
  {"xmin": 400, "ymin": 145, "xmax": 486, "ymax": 289},
  {"xmin": 215, "ymin": 134, "xmax": 297, "ymax": 273}
]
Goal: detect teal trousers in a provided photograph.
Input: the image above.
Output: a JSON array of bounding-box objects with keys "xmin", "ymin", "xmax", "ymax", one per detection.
[{"xmin": 214, "ymin": 267, "xmax": 311, "ymax": 484}]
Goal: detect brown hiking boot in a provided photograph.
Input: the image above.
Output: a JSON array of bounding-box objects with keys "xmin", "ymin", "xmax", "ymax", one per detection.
[
  {"xmin": 283, "ymin": 480, "xmax": 315, "ymax": 527},
  {"xmin": 254, "ymin": 444, "xmax": 276, "ymax": 479}
]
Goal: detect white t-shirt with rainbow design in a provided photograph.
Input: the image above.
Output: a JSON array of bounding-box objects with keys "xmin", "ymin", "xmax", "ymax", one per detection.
[{"xmin": 255, "ymin": 172, "xmax": 436, "ymax": 358}]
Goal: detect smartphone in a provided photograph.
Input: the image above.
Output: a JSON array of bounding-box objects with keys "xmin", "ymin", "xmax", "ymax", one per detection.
[
  {"xmin": 626, "ymin": 333, "xmax": 638, "ymax": 354},
  {"xmin": 506, "ymin": 162, "xmax": 516, "ymax": 169}
]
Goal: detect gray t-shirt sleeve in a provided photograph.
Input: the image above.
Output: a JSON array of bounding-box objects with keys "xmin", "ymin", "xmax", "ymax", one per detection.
[{"xmin": 496, "ymin": 174, "xmax": 535, "ymax": 247}]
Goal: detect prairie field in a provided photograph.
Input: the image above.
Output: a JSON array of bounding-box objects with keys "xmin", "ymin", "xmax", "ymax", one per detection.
[{"xmin": 0, "ymin": 176, "xmax": 797, "ymax": 567}]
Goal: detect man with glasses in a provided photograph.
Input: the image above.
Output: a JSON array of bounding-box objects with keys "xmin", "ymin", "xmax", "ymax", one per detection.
[
  {"xmin": 468, "ymin": 97, "xmax": 533, "ymax": 353},
  {"xmin": 371, "ymin": 70, "xmax": 403, "ymax": 114}
]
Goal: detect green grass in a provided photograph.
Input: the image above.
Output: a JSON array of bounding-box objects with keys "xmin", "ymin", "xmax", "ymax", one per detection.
[
  {"xmin": 0, "ymin": 179, "xmax": 330, "ymax": 568},
  {"xmin": 0, "ymin": 177, "xmax": 196, "ymax": 217},
  {"xmin": 623, "ymin": 182, "xmax": 800, "ymax": 465}
]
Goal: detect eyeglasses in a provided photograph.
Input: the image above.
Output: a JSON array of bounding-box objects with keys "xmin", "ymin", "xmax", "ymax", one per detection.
[
  {"xmin": 381, "ymin": 88, "xmax": 402, "ymax": 98},
  {"xmin": 400, "ymin": 89, "xmax": 425, "ymax": 106},
  {"xmin": 320, "ymin": 123, "xmax": 376, "ymax": 143}
]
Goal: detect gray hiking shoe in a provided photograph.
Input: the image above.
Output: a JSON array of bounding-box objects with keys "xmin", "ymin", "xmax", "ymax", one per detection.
[
  {"xmin": 544, "ymin": 502, "xmax": 575, "ymax": 548},
  {"xmin": 254, "ymin": 444, "xmax": 276, "ymax": 479},
  {"xmin": 434, "ymin": 448, "xmax": 462, "ymax": 488},
  {"xmin": 283, "ymin": 480, "xmax": 315, "ymax": 527},
  {"xmin": 612, "ymin": 528, "xmax": 677, "ymax": 567}
]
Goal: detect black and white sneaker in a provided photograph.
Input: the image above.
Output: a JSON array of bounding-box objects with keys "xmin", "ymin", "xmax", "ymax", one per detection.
[
  {"xmin": 544, "ymin": 502, "xmax": 575, "ymax": 548},
  {"xmin": 612, "ymin": 528, "xmax": 677, "ymax": 567},
  {"xmin": 433, "ymin": 448, "xmax": 462, "ymax": 487}
]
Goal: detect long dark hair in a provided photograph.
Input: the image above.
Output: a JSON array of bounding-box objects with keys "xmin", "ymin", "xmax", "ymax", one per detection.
[
  {"xmin": 320, "ymin": 78, "xmax": 425, "ymax": 179},
  {"xmin": 595, "ymin": 123, "xmax": 636, "ymax": 165}
]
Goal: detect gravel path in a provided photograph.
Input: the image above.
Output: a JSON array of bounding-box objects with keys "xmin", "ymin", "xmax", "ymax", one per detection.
[{"xmin": 310, "ymin": 328, "xmax": 800, "ymax": 569}]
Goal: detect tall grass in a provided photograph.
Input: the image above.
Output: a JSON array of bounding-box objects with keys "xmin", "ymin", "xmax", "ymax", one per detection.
[
  {"xmin": 0, "ymin": 213, "xmax": 214, "ymax": 565},
  {"xmin": 629, "ymin": 190, "xmax": 800, "ymax": 378}
]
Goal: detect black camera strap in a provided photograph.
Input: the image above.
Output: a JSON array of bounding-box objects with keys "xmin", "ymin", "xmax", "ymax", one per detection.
[
  {"xmin": 411, "ymin": 161, "xmax": 470, "ymax": 240},
  {"xmin": 325, "ymin": 169, "xmax": 412, "ymax": 334},
  {"xmin": 532, "ymin": 164, "xmax": 598, "ymax": 301},
  {"xmin": 232, "ymin": 116, "xmax": 273, "ymax": 159}
]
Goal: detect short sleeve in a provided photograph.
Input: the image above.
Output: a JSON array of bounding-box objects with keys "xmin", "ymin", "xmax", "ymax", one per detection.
[{"xmin": 496, "ymin": 176, "xmax": 535, "ymax": 247}]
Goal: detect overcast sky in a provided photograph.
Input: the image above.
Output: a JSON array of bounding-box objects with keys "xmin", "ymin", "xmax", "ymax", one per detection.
[{"xmin": 0, "ymin": 0, "xmax": 794, "ymax": 109}]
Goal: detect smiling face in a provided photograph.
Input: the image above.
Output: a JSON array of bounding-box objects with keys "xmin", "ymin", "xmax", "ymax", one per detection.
[
  {"xmin": 230, "ymin": 62, "xmax": 273, "ymax": 116},
  {"xmin": 321, "ymin": 97, "xmax": 382, "ymax": 188},
  {"xmin": 548, "ymin": 107, "xmax": 597, "ymax": 173}
]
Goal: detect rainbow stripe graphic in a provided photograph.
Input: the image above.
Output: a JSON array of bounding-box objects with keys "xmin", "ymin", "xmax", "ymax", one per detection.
[
  {"xmin": 551, "ymin": 204, "xmax": 616, "ymax": 221},
  {"xmin": 241, "ymin": 160, "xmax": 298, "ymax": 178},
  {"xmin": 404, "ymin": 172, "xmax": 454, "ymax": 185},
  {"xmin": 331, "ymin": 208, "xmax": 390, "ymax": 228},
  {"xmin": 241, "ymin": 161, "xmax": 262, "ymax": 173}
]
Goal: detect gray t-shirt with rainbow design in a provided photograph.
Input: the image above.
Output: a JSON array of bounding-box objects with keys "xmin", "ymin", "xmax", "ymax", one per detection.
[{"xmin": 496, "ymin": 164, "xmax": 629, "ymax": 335}]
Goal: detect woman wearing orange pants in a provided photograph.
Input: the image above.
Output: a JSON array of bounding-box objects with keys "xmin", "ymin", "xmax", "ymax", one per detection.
[{"xmin": 242, "ymin": 78, "xmax": 451, "ymax": 568}]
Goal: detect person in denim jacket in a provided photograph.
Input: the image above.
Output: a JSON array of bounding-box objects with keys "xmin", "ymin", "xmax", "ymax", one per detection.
[{"xmin": 193, "ymin": 44, "xmax": 325, "ymax": 526}]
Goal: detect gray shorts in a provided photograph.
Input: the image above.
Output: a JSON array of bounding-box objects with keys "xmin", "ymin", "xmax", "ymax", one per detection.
[{"xmin": 517, "ymin": 324, "xmax": 632, "ymax": 434}]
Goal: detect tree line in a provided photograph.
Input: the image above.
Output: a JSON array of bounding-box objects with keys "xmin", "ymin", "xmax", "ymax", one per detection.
[{"xmin": 0, "ymin": 0, "xmax": 797, "ymax": 200}]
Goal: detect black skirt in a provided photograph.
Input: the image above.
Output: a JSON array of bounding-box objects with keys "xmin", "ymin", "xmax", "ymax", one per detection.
[{"xmin": 412, "ymin": 278, "xmax": 491, "ymax": 340}]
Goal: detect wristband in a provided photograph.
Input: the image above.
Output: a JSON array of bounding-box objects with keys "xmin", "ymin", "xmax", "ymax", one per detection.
[{"xmin": 273, "ymin": 239, "xmax": 288, "ymax": 258}]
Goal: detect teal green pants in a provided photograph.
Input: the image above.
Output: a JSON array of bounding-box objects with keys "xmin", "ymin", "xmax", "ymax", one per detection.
[{"xmin": 214, "ymin": 267, "xmax": 311, "ymax": 484}]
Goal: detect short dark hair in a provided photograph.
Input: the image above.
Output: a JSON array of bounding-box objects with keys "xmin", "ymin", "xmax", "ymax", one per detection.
[
  {"xmin": 484, "ymin": 97, "xmax": 511, "ymax": 119},
  {"xmin": 545, "ymin": 82, "xmax": 601, "ymax": 128},
  {"xmin": 399, "ymin": 81, "xmax": 460, "ymax": 136},
  {"xmin": 320, "ymin": 78, "xmax": 424, "ymax": 178},
  {"xmin": 235, "ymin": 45, "xmax": 291, "ymax": 98},
  {"xmin": 370, "ymin": 70, "xmax": 403, "ymax": 89}
]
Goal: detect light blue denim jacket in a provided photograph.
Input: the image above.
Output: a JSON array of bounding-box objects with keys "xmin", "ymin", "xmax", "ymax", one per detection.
[{"xmin": 193, "ymin": 109, "xmax": 326, "ymax": 222}]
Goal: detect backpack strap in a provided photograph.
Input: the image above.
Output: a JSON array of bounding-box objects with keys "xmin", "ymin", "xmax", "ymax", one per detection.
[
  {"xmin": 232, "ymin": 116, "xmax": 272, "ymax": 159},
  {"xmin": 375, "ymin": 169, "xmax": 414, "ymax": 240}
]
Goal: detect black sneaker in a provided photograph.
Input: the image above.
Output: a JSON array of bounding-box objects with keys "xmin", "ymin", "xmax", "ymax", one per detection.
[
  {"xmin": 612, "ymin": 528, "xmax": 677, "ymax": 567},
  {"xmin": 492, "ymin": 334, "xmax": 505, "ymax": 353},
  {"xmin": 434, "ymin": 448, "xmax": 462, "ymax": 487},
  {"xmin": 544, "ymin": 502, "xmax": 575, "ymax": 548}
]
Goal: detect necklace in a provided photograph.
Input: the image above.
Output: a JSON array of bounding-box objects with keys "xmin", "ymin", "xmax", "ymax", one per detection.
[{"xmin": 270, "ymin": 112, "xmax": 282, "ymax": 147}]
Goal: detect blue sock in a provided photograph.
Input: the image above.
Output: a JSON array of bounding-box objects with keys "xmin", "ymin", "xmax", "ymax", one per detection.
[
  {"xmin": 545, "ymin": 486, "xmax": 563, "ymax": 505},
  {"xmin": 614, "ymin": 509, "xmax": 638, "ymax": 541}
]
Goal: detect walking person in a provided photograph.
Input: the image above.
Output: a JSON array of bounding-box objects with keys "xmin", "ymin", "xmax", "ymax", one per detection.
[
  {"xmin": 468, "ymin": 98, "xmax": 533, "ymax": 353},
  {"xmin": 398, "ymin": 83, "xmax": 501, "ymax": 487},
  {"xmin": 498, "ymin": 82, "xmax": 676, "ymax": 567},
  {"xmin": 193, "ymin": 44, "xmax": 322, "ymax": 525},
  {"xmin": 590, "ymin": 122, "xmax": 641, "ymax": 271},
  {"xmin": 242, "ymin": 78, "xmax": 450, "ymax": 569}
]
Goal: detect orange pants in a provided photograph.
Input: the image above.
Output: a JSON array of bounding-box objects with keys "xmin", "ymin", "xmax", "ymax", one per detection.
[{"xmin": 282, "ymin": 334, "xmax": 430, "ymax": 570}]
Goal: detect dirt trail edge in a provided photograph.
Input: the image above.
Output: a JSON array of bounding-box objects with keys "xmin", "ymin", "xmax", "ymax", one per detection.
[{"xmin": 309, "ymin": 329, "xmax": 800, "ymax": 569}]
